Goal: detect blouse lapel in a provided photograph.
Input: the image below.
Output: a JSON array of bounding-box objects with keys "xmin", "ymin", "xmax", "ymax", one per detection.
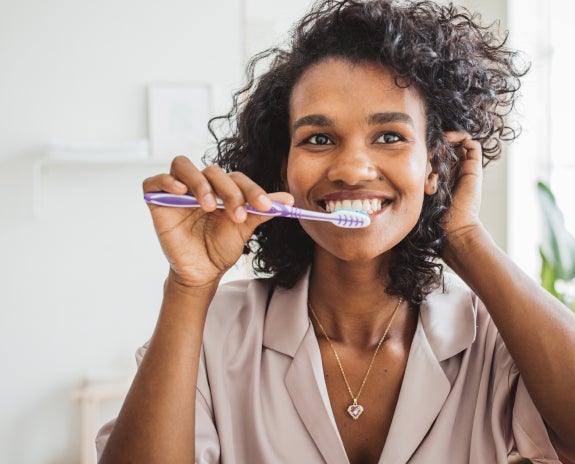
[
  {"xmin": 285, "ymin": 329, "xmax": 350, "ymax": 464},
  {"xmin": 379, "ymin": 272, "xmax": 478, "ymax": 463},
  {"xmin": 378, "ymin": 320, "xmax": 451, "ymax": 463},
  {"xmin": 263, "ymin": 271, "xmax": 349, "ymax": 463}
]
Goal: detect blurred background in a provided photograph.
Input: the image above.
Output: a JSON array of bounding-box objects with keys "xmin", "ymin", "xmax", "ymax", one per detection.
[{"xmin": 0, "ymin": 0, "xmax": 573, "ymax": 462}]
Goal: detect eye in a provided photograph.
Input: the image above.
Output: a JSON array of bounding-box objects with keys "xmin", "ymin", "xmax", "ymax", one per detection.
[
  {"xmin": 305, "ymin": 134, "xmax": 333, "ymax": 145},
  {"xmin": 375, "ymin": 132, "xmax": 404, "ymax": 144}
]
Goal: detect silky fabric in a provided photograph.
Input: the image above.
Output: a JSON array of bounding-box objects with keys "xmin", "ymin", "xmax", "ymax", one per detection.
[{"xmin": 96, "ymin": 271, "xmax": 559, "ymax": 463}]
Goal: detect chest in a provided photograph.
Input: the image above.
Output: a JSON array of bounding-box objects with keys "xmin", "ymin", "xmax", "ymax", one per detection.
[
  {"xmin": 318, "ymin": 338, "xmax": 411, "ymax": 464},
  {"xmin": 208, "ymin": 319, "xmax": 511, "ymax": 464}
]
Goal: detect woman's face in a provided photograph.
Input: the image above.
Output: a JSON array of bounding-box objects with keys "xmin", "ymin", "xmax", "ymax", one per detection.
[{"xmin": 286, "ymin": 57, "xmax": 437, "ymax": 262}]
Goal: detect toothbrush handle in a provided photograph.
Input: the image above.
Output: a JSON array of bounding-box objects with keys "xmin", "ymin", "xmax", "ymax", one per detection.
[
  {"xmin": 143, "ymin": 192, "xmax": 369, "ymax": 228},
  {"xmin": 144, "ymin": 193, "xmax": 333, "ymax": 221},
  {"xmin": 265, "ymin": 202, "xmax": 334, "ymax": 221},
  {"xmin": 144, "ymin": 192, "xmax": 205, "ymax": 208},
  {"xmin": 144, "ymin": 192, "xmax": 278, "ymax": 216}
]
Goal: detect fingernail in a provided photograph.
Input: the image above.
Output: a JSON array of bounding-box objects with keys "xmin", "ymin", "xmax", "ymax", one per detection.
[
  {"xmin": 256, "ymin": 194, "xmax": 272, "ymax": 210},
  {"xmin": 235, "ymin": 206, "xmax": 247, "ymax": 221},
  {"xmin": 174, "ymin": 180, "xmax": 187, "ymax": 190},
  {"xmin": 202, "ymin": 193, "xmax": 217, "ymax": 208}
]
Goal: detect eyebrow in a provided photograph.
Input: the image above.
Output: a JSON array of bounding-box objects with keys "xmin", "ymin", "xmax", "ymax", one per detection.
[
  {"xmin": 367, "ymin": 112, "xmax": 415, "ymax": 127},
  {"xmin": 292, "ymin": 114, "xmax": 334, "ymax": 132},
  {"xmin": 292, "ymin": 111, "xmax": 414, "ymax": 132}
]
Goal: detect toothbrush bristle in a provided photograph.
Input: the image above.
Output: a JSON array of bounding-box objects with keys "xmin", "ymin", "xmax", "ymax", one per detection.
[{"xmin": 333, "ymin": 208, "xmax": 371, "ymax": 228}]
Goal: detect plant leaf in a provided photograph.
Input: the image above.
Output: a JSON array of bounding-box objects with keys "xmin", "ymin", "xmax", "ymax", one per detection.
[
  {"xmin": 539, "ymin": 249, "xmax": 560, "ymax": 299},
  {"xmin": 536, "ymin": 181, "xmax": 575, "ymax": 280}
]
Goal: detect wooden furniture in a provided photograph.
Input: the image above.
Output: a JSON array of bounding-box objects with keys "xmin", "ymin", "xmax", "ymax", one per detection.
[{"xmin": 73, "ymin": 379, "xmax": 131, "ymax": 464}]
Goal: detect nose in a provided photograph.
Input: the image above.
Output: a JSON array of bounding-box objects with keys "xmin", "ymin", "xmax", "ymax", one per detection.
[{"xmin": 326, "ymin": 144, "xmax": 379, "ymax": 186}]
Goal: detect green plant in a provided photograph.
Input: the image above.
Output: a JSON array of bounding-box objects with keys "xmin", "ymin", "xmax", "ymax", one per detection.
[{"xmin": 537, "ymin": 181, "xmax": 575, "ymax": 311}]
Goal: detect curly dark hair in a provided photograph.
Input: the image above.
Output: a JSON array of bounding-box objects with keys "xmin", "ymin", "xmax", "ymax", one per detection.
[{"xmin": 207, "ymin": 0, "xmax": 526, "ymax": 304}]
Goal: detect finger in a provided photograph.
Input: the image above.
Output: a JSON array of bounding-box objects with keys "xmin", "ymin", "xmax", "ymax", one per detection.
[
  {"xmin": 202, "ymin": 165, "xmax": 250, "ymax": 223},
  {"xmin": 268, "ymin": 191, "xmax": 295, "ymax": 206},
  {"xmin": 227, "ymin": 171, "xmax": 294, "ymax": 210},
  {"xmin": 444, "ymin": 133, "xmax": 483, "ymax": 197},
  {"xmin": 226, "ymin": 172, "xmax": 297, "ymax": 222},
  {"xmin": 444, "ymin": 131, "xmax": 473, "ymax": 145},
  {"xmin": 142, "ymin": 173, "xmax": 188, "ymax": 195},
  {"xmin": 169, "ymin": 156, "xmax": 218, "ymax": 211},
  {"xmin": 227, "ymin": 171, "xmax": 272, "ymax": 212},
  {"xmin": 236, "ymin": 190, "xmax": 296, "ymax": 233},
  {"xmin": 444, "ymin": 131, "xmax": 482, "ymax": 163}
]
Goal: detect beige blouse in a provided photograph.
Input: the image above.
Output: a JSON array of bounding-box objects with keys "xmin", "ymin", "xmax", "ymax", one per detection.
[{"xmin": 96, "ymin": 271, "xmax": 560, "ymax": 463}]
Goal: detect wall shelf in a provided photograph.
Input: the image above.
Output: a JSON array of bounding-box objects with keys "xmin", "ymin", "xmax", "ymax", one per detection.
[{"xmin": 32, "ymin": 157, "xmax": 173, "ymax": 218}]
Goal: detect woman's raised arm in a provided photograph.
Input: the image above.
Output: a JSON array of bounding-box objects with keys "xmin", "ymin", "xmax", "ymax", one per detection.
[
  {"xmin": 442, "ymin": 132, "xmax": 575, "ymax": 460},
  {"xmin": 99, "ymin": 156, "xmax": 292, "ymax": 463}
]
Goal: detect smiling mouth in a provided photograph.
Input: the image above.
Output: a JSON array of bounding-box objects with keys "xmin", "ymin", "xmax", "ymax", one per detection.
[{"xmin": 320, "ymin": 199, "xmax": 391, "ymax": 215}]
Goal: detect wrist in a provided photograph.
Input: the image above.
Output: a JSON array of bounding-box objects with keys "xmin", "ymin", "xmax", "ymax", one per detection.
[
  {"xmin": 164, "ymin": 269, "xmax": 221, "ymax": 299},
  {"xmin": 442, "ymin": 223, "xmax": 492, "ymax": 271},
  {"xmin": 167, "ymin": 267, "xmax": 222, "ymax": 290},
  {"xmin": 155, "ymin": 270, "xmax": 221, "ymax": 330}
]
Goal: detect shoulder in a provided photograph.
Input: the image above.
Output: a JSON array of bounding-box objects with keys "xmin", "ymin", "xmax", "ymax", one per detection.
[
  {"xmin": 202, "ymin": 277, "xmax": 275, "ymax": 352},
  {"xmin": 206, "ymin": 277, "xmax": 272, "ymax": 324},
  {"xmin": 421, "ymin": 272, "xmax": 518, "ymax": 396},
  {"xmin": 420, "ymin": 271, "xmax": 495, "ymax": 361},
  {"xmin": 428, "ymin": 271, "xmax": 479, "ymax": 309},
  {"xmin": 426, "ymin": 270, "xmax": 495, "ymax": 326},
  {"xmin": 202, "ymin": 272, "xmax": 311, "ymax": 361}
]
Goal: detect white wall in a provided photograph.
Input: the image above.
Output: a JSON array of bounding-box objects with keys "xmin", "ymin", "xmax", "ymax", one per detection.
[
  {"xmin": 0, "ymin": 1, "xmax": 246, "ymax": 463},
  {"xmin": 0, "ymin": 1, "xmax": 311, "ymax": 463},
  {"xmin": 457, "ymin": 0, "xmax": 509, "ymax": 251},
  {"xmin": 0, "ymin": 0, "xmax": 509, "ymax": 463}
]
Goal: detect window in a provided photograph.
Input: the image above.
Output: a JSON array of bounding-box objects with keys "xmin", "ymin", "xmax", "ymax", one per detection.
[
  {"xmin": 548, "ymin": 1, "xmax": 575, "ymax": 232},
  {"xmin": 508, "ymin": 0, "xmax": 575, "ymax": 276}
]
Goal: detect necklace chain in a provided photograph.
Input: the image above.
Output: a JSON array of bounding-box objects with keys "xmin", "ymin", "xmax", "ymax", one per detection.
[{"xmin": 308, "ymin": 297, "xmax": 403, "ymax": 419}]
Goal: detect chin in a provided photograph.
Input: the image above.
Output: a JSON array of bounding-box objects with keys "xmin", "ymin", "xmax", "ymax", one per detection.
[
  {"xmin": 306, "ymin": 224, "xmax": 403, "ymax": 258},
  {"xmin": 314, "ymin": 240, "xmax": 395, "ymax": 264}
]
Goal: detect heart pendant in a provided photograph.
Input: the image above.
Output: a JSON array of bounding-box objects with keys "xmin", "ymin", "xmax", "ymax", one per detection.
[{"xmin": 347, "ymin": 403, "xmax": 364, "ymax": 420}]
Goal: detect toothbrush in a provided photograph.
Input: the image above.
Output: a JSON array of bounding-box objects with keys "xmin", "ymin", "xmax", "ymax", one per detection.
[{"xmin": 144, "ymin": 192, "xmax": 371, "ymax": 228}]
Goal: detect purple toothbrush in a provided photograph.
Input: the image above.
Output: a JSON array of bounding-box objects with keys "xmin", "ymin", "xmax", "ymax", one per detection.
[{"xmin": 144, "ymin": 192, "xmax": 370, "ymax": 229}]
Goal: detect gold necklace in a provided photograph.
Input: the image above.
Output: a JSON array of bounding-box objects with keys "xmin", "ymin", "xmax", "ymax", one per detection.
[{"xmin": 308, "ymin": 297, "xmax": 403, "ymax": 420}]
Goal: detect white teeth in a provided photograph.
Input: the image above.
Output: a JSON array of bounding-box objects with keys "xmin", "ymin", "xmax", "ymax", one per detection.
[{"xmin": 324, "ymin": 199, "xmax": 385, "ymax": 214}]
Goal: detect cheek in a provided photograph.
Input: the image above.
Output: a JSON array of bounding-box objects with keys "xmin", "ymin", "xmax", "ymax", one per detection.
[
  {"xmin": 398, "ymin": 157, "xmax": 430, "ymax": 191},
  {"xmin": 284, "ymin": 151, "xmax": 296, "ymax": 193},
  {"xmin": 285, "ymin": 158, "xmax": 296, "ymax": 194},
  {"xmin": 285, "ymin": 153, "xmax": 315, "ymax": 196}
]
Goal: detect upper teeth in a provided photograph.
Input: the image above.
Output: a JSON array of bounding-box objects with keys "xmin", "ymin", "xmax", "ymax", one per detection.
[{"xmin": 325, "ymin": 199, "xmax": 383, "ymax": 214}]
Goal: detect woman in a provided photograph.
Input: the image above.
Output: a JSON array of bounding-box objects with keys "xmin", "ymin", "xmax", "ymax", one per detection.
[{"xmin": 98, "ymin": 0, "xmax": 575, "ymax": 462}]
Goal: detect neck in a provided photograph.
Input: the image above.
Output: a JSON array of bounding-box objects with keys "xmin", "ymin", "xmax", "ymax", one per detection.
[{"xmin": 308, "ymin": 252, "xmax": 408, "ymax": 348}]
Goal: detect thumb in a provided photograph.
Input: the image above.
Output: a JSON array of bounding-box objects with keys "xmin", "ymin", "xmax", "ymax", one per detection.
[
  {"xmin": 242, "ymin": 191, "xmax": 295, "ymax": 230},
  {"xmin": 268, "ymin": 191, "xmax": 295, "ymax": 206}
]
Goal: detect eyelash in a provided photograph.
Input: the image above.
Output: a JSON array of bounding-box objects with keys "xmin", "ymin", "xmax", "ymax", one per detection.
[
  {"xmin": 375, "ymin": 132, "xmax": 405, "ymax": 144},
  {"xmin": 301, "ymin": 132, "xmax": 405, "ymax": 145},
  {"xmin": 304, "ymin": 134, "xmax": 333, "ymax": 145}
]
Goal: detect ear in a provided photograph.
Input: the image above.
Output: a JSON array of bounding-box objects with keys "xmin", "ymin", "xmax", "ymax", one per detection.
[{"xmin": 424, "ymin": 147, "xmax": 441, "ymax": 195}]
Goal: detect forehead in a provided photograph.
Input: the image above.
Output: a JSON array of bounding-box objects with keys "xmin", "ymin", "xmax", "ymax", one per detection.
[{"xmin": 289, "ymin": 58, "xmax": 427, "ymax": 130}]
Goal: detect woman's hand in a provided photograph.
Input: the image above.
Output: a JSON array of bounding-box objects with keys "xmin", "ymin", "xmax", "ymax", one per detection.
[
  {"xmin": 143, "ymin": 156, "xmax": 293, "ymax": 288},
  {"xmin": 442, "ymin": 131, "xmax": 484, "ymax": 246}
]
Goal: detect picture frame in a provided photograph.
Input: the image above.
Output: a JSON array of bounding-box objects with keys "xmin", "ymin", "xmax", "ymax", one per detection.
[{"xmin": 147, "ymin": 83, "xmax": 212, "ymax": 164}]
